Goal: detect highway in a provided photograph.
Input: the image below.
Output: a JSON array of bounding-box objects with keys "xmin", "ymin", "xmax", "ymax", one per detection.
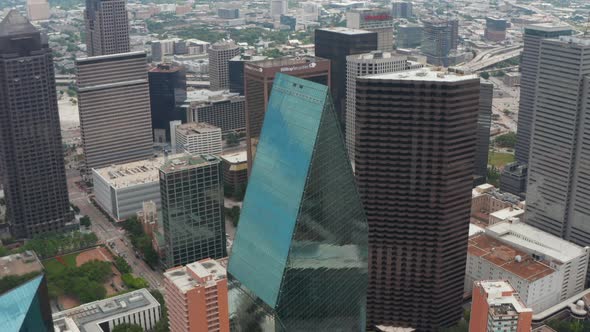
[
  {"xmin": 66, "ymin": 170, "xmax": 165, "ymax": 291},
  {"xmin": 461, "ymin": 46, "xmax": 522, "ymax": 72}
]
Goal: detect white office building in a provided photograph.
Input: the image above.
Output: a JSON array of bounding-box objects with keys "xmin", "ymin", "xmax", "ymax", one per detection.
[
  {"xmin": 175, "ymin": 122, "xmax": 222, "ymax": 156},
  {"xmin": 52, "ymin": 289, "xmax": 161, "ymax": 332}
]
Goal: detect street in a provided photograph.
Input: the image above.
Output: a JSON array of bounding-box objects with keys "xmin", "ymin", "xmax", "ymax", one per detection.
[{"xmin": 66, "ymin": 170, "xmax": 165, "ymax": 291}]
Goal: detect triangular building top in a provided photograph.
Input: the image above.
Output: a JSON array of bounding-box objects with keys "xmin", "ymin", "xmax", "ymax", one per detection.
[{"xmin": 0, "ymin": 10, "xmax": 39, "ymax": 36}]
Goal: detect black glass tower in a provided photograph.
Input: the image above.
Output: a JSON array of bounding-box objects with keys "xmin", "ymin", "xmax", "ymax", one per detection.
[
  {"xmin": 148, "ymin": 64, "xmax": 187, "ymax": 142},
  {"xmin": 0, "ymin": 11, "xmax": 73, "ymax": 239}
]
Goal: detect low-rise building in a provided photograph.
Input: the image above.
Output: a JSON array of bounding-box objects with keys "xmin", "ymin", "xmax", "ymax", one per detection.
[
  {"xmin": 174, "ymin": 122, "xmax": 222, "ymax": 156},
  {"xmin": 52, "ymin": 289, "xmax": 161, "ymax": 332},
  {"xmin": 470, "ymin": 280, "xmax": 532, "ymax": 332},
  {"xmin": 0, "ymin": 251, "xmax": 43, "ymax": 278},
  {"xmin": 503, "ymin": 72, "xmax": 521, "ymax": 87},
  {"xmin": 164, "ymin": 258, "xmax": 229, "ymax": 332},
  {"xmin": 471, "ymin": 184, "xmax": 524, "ymax": 225},
  {"xmin": 220, "ymin": 150, "xmax": 247, "ymax": 196},
  {"xmin": 93, "ymin": 156, "xmax": 178, "ymax": 221}
]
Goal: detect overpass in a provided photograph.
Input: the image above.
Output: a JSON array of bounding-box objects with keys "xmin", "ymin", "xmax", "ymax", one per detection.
[{"xmin": 460, "ymin": 46, "xmax": 522, "ymax": 72}]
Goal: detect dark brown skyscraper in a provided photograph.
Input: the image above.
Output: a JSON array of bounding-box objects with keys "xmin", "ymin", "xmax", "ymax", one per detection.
[
  {"xmin": 355, "ymin": 68, "xmax": 480, "ymax": 331},
  {"xmin": 85, "ymin": 0, "xmax": 130, "ymax": 56},
  {"xmin": 243, "ymin": 56, "xmax": 330, "ymax": 173},
  {"xmin": 0, "ymin": 11, "xmax": 73, "ymax": 239}
]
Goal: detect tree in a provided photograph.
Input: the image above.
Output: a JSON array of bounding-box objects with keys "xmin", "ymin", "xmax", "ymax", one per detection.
[
  {"xmin": 80, "ymin": 215, "xmax": 91, "ymax": 227},
  {"xmin": 495, "ymin": 132, "xmax": 517, "ymax": 148},
  {"xmin": 112, "ymin": 323, "xmax": 144, "ymax": 332},
  {"xmin": 151, "ymin": 290, "xmax": 170, "ymax": 332},
  {"xmin": 225, "ymin": 132, "xmax": 240, "ymax": 147},
  {"xmin": 114, "ymin": 256, "xmax": 132, "ymax": 274},
  {"xmin": 480, "ymin": 72, "xmax": 490, "ymax": 79},
  {"xmin": 122, "ymin": 273, "xmax": 149, "ymax": 290}
]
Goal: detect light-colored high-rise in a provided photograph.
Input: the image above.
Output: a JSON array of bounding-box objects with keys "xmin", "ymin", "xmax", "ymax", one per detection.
[
  {"xmin": 26, "ymin": 0, "xmax": 50, "ymax": 21},
  {"xmin": 525, "ymin": 36, "xmax": 590, "ymax": 247},
  {"xmin": 175, "ymin": 122, "xmax": 222, "ymax": 156},
  {"xmin": 346, "ymin": 9, "xmax": 394, "ymax": 51},
  {"xmin": 76, "ymin": 52, "xmax": 153, "ymax": 175},
  {"xmin": 345, "ymin": 51, "xmax": 423, "ymax": 163},
  {"xmin": 208, "ymin": 41, "xmax": 240, "ymax": 91},
  {"xmin": 270, "ymin": 0, "xmax": 287, "ymax": 17},
  {"xmin": 84, "ymin": 0, "xmax": 131, "ymax": 56}
]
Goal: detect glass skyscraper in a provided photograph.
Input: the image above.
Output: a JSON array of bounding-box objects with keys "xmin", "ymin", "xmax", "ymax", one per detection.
[
  {"xmin": 228, "ymin": 73, "xmax": 368, "ymax": 331},
  {"xmin": 0, "ymin": 275, "xmax": 54, "ymax": 332}
]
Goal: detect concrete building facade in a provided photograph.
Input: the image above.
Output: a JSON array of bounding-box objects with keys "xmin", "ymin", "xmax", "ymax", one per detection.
[
  {"xmin": 77, "ymin": 52, "xmax": 154, "ymax": 175},
  {"xmin": 421, "ymin": 18, "xmax": 460, "ymax": 66},
  {"xmin": 26, "ymin": 0, "xmax": 50, "ymax": 21},
  {"xmin": 84, "ymin": 0, "xmax": 131, "ymax": 56},
  {"xmin": 347, "ymin": 9, "xmax": 394, "ymax": 51},
  {"xmin": 185, "ymin": 91, "xmax": 246, "ymax": 134},
  {"xmin": 164, "ymin": 258, "xmax": 229, "ymax": 332},
  {"xmin": 175, "ymin": 122, "xmax": 222, "ymax": 156},
  {"xmin": 208, "ymin": 41, "xmax": 240, "ymax": 91},
  {"xmin": 391, "ymin": 1, "xmax": 412, "ymax": 19},
  {"xmin": 474, "ymin": 82, "xmax": 493, "ymax": 185},
  {"xmin": 0, "ymin": 11, "xmax": 73, "ymax": 238},
  {"xmin": 220, "ymin": 151, "xmax": 247, "ymax": 197},
  {"xmin": 355, "ymin": 68, "xmax": 480, "ymax": 330}
]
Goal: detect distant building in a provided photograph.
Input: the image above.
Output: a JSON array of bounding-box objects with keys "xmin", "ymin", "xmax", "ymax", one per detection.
[
  {"xmin": 470, "ymin": 280, "xmax": 532, "ymax": 332},
  {"xmin": 485, "ymin": 17, "xmax": 508, "ymax": 42},
  {"xmin": 138, "ymin": 201, "xmax": 158, "ymax": 238},
  {"xmin": 92, "ymin": 156, "xmax": 173, "ymax": 221},
  {"xmin": 421, "ymin": 18, "xmax": 460, "ymax": 66},
  {"xmin": 396, "ymin": 24, "xmax": 422, "ymax": 49},
  {"xmin": 228, "ymin": 54, "xmax": 267, "ymax": 95},
  {"xmin": 220, "ymin": 151, "xmax": 247, "ymax": 197},
  {"xmin": 391, "ymin": 1, "xmax": 413, "ymax": 19},
  {"xmin": 148, "ymin": 64, "xmax": 187, "ymax": 143},
  {"xmin": 26, "ymin": 0, "xmax": 50, "ymax": 21},
  {"xmin": 474, "ymin": 82, "xmax": 493, "ymax": 185},
  {"xmin": 151, "ymin": 39, "xmax": 176, "ymax": 62},
  {"xmin": 270, "ymin": 0, "xmax": 287, "ymax": 17},
  {"xmin": 84, "ymin": 0, "xmax": 130, "ymax": 56},
  {"xmin": 0, "ymin": 251, "xmax": 43, "ymax": 279},
  {"xmin": 500, "ymin": 162, "xmax": 528, "ymax": 198},
  {"xmin": 243, "ymin": 56, "xmax": 331, "ymax": 172},
  {"xmin": 315, "ymin": 27, "xmax": 378, "ymax": 126},
  {"xmin": 229, "ymin": 74, "xmax": 368, "ymax": 331},
  {"xmin": 160, "ymin": 155, "xmax": 226, "ymax": 267},
  {"xmin": 355, "ymin": 68, "xmax": 480, "ymax": 330},
  {"xmin": 164, "ymin": 258, "xmax": 229, "ymax": 332},
  {"xmin": 503, "ymin": 72, "xmax": 521, "ymax": 87},
  {"xmin": 175, "ymin": 122, "xmax": 222, "ymax": 156},
  {"xmin": 345, "ymin": 51, "xmax": 423, "ymax": 163},
  {"xmin": 0, "ymin": 11, "xmax": 73, "ymax": 238},
  {"xmin": 218, "ymin": 8, "xmax": 239, "ymax": 19},
  {"xmin": 280, "ymin": 14, "xmax": 296, "ymax": 31},
  {"xmin": 77, "ymin": 52, "xmax": 154, "ymax": 175},
  {"xmin": 347, "ymin": 8, "xmax": 394, "ymax": 51},
  {"xmin": 0, "ymin": 275, "xmax": 53, "ymax": 332},
  {"xmin": 471, "ymin": 184, "xmax": 523, "ymax": 225},
  {"xmin": 184, "ymin": 90, "xmax": 246, "ymax": 134},
  {"xmin": 208, "ymin": 41, "xmax": 240, "ymax": 91},
  {"xmin": 52, "ymin": 289, "xmax": 161, "ymax": 332}
]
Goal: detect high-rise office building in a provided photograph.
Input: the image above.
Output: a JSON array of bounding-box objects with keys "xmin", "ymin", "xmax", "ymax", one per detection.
[
  {"xmin": 77, "ymin": 52, "xmax": 153, "ymax": 175},
  {"xmin": 164, "ymin": 258, "xmax": 230, "ymax": 332},
  {"xmin": 500, "ymin": 162, "xmax": 528, "ymax": 198},
  {"xmin": 0, "ymin": 11, "xmax": 73, "ymax": 239},
  {"xmin": 396, "ymin": 24, "xmax": 422, "ymax": 49},
  {"xmin": 525, "ymin": 36, "xmax": 590, "ymax": 247},
  {"xmin": 270, "ymin": 0, "xmax": 287, "ymax": 17},
  {"xmin": 315, "ymin": 27, "xmax": 378, "ymax": 126},
  {"xmin": 243, "ymin": 56, "xmax": 331, "ymax": 172},
  {"xmin": 0, "ymin": 275, "xmax": 54, "ymax": 332},
  {"xmin": 347, "ymin": 9, "xmax": 394, "ymax": 51},
  {"xmin": 514, "ymin": 24, "xmax": 572, "ymax": 165},
  {"xmin": 345, "ymin": 51, "xmax": 423, "ymax": 163},
  {"xmin": 229, "ymin": 74, "xmax": 368, "ymax": 331},
  {"xmin": 470, "ymin": 280, "xmax": 532, "ymax": 332},
  {"xmin": 421, "ymin": 18, "xmax": 460, "ymax": 66},
  {"xmin": 355, "ymin": 68, "xmax": 480, "ymax": 330},
  {"xmin": 84, "ymin": 0, "xmax": 130, "ymax": 57},
  {"xmin": 218, "ymin": 8, "xmax": 239, "ymax": 19},
  {"xmin": 208, "ymin": 41, "xmax": 240, "ymax": 91},
  {"xmin": 474, "ymin": 82, "xmax": 493, "ymax": 186},
  {"xmin": 185, "ymin": 91, "xmax": 246, "ymax": 134},
  {"xmin": 26, "ymin": 0, "xmax": 50, "ymax": 21},
  {"xmin": 175, "ymin": 122, "xmax": 222, "ymax": 156},
  {"xmin": 391, "ymin": 1, "xmax": 413, "ymax": 19},
  {"xmin": 228, "ymin": 54, "xmax": 267, "ymax": 95},
  {"xmin": 148, "ymin": 63, "xmax": 187, "ymax": 143},
  {"xmin": 485, "ymin": 17, "xmax": 508, "ymax": 42},
  {"xmin": 160, "ymin": 155, "xmax": 227, "ymax": 267}
]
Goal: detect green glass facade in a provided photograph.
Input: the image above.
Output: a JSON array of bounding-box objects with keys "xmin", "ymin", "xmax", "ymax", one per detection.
[
  {"xmin": 228, "ymin": 73, "xmax": 368, "ymax": 331},
  {"xmin": 0, "ymin": 275, "xmax": 54, "ymax": 332},
  {"xmin": 160, "ymin": 155, "xmax": 227, "ymax": 267}
]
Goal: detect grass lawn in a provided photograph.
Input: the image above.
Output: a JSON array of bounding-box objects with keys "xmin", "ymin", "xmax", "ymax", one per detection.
[
  {"xmin": 43, "ymin": 252, "xmax": 79, "ymax": 274},
  {"xmin": 488, "ymin": 151, "xmax": 515, "ymax": 169}
]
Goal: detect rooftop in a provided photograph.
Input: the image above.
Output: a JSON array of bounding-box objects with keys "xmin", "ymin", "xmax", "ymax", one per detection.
[
  {"xmin": 93, "ymin": 155, "xmax": 183, "ymax": 189},
  {"xmin": 0, "ymin": 251, "xmax": 43, "ymax": 278},
  {"xmin": 149, "ymin": 63, "xmax": 182, "ymax": 73},
  {"xmin": 364, "ymin": 68, "xmax": 478, "ymax": 82},
  {"xmin": 477, "ymin": 280, "xmax": 532, "ymax": 315},
  {"xmin": 0, "ymin": 10, "xmax": 38, "ymax": 36},
  {"xmin": 486, "ymin": 221, "xmax": 589, "ymax": 263},
  {"xmin": 176, "ymin": 122, "xmax": 221, "ymax": 136},
  {"xmin": 348, "ymin": 51, "xmax": 409, "ymax": 61},
  {"xmin": 184, "ymin": 89, "xmax": 242, "ymax": 103},
  {"xmin": 489, "ymin": 207, "xmax": 524, "ymax": 221},
  {"xmin": 526, "ymin": 23, "xmax": 571, "ymax": 32},
  {"xmin": 52, "ymin": 289, "xmax": 160, "ymax": 332},
  {"xmin": 160, "ymin": 154, "xmax": 218, "ymax": 173},
  {"xmin": 468, "ymin": 234, "xmax": 555, "ymax": 282},
  {"xmin": 164, "ymin": 258, "xmax": 227, "ymax": 293},
  {"xmin": 220, "ymin": 150, "xmax": 247, "ymax": 164},
  {"xmin": 249, "ymin": 55, "xmax": 329, "ymax": 68},
  {"xmin": 316, "ymin": 26, "xmax": 374, "ymax": 35}
]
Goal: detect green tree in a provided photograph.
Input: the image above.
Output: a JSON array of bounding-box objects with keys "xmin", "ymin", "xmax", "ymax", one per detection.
[
  {"xmin": 112, "ymin": 323, "xmax": 144, "ymax": 332},
  {"xmin": 226, "ymin": 132, "xmax": 240, "ymax": 147},
  {"xmin": 480, "ymin": 72, "xmax": 490, "ymax": 79},
  {"xmin": 114, "ymin": 256, "xmax": 132, "ymax": 274},
  {"xmin": 0, "ymin": 272, "xmax": 41, "ymax": 294},
  {"xmin": 495, "ymin": 132, "xmax": 517, "ymax": 148},
  {"xmin": 151, "ymin": 290, "xmax": 170, "ymax": 332},
  {"xmin": 80, "ymin": 215, "xmax": 91, "ymax": 227},
  {"xmin": 122, "ymin": 273, "xmax": 149, "ymax": 290}
]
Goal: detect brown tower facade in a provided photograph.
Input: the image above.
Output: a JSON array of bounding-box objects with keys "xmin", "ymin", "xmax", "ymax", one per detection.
[
  {"xmin": 355, "ymin": 68, "xmax": 480, "ymax": 331},
  {"xmin": 85, "ymin": 0, "xmax": 130, "ymax": 56}
]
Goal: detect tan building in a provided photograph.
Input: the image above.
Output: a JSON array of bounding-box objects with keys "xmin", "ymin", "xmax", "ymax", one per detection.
[
  {"xmin": 164, "ymin": 258, "xmax": 229, "ymax": 332},
  {"xmin": 26, "ymin": 0, "xmax": 50, "ymax": 21},
  {"xmin": 471, "ymin": 184, "xmax": 524, "ymax": 225},
  {"xmin": 208, "ymin": 41, "xmax": 240, "ymax": 91},
  {"xmin": 174, "ymin": 122, "xmax": 222, "ymax": 156}
]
